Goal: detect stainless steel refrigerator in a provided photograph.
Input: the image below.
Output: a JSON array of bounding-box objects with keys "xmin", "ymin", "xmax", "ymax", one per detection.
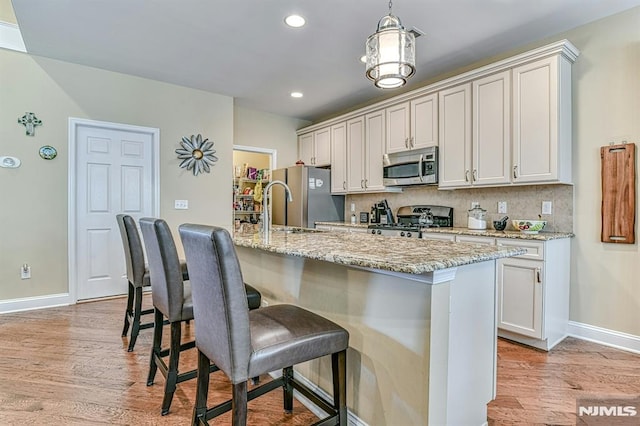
[{"xmin": 271, "ymin": 166, "xmax": 345, "ymax": 228}]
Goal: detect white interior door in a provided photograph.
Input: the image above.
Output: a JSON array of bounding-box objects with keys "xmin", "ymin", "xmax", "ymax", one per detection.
[{"xmin": 71, "ymin": 119, "xmax": 158, "ymax": 301}]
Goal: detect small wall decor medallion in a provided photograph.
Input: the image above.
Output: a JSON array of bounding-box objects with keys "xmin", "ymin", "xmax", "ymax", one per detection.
[
  {"xmin": 175, "ymin": 134, "xmax": 218, "ymax": 176},
  {"xmin": 18, "ymin": 112, "xmax": 42, "ymax": 136},
  {"xmin": 39, "ymin": 145, "xmax": 57, "ymax": 160}
]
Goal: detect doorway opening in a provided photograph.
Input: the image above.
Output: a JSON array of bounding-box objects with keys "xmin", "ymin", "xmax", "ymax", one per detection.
[{"xmin": 232, "ymin": 145, "xmax": 276, "ymax": 232}]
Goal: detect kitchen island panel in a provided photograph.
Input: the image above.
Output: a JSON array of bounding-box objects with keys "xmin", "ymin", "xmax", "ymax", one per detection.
[{"xmin": 237, "ymin": 246, "xmax": 496, "ymax": 425}]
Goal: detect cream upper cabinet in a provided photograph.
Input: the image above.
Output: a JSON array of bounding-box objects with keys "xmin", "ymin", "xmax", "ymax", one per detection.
[
  {"xmin": 438, "ymin": 83, "xmax": 472, "ymax": 188},
  {"xmin": 411, "ymin": 93, "xmax": 438, "ymax": 149},
  {"xmin": 439, "ymin": 71, "xmax": 511, "ymax": 189},
  {"xmin": 364, "ymin": 110, "xmax": 385, "ymax": 191},
  {"xmin": 298, "ymin": 132, "xmax": 314, "ymax": 165},
  {"xmin": 386, "ymin": 103, "xmax": 410, "ymax": 153},
  {"xmin": 472, "ymin": 70, "xmax": 511, "ymax": 186},
  {"xmin": 330, "ymin": 122, "xmax": 347, "ymax": 194},
  {"xmin": 512, "ymin": 55, "xmax": 572, "ymax": 184},
  {"xmin": 386, "ymin": 93, "xmax": 438, "ymax": 154},
  {"xmin": 346, "ymin": 117, "xmax": 365, "ymax": 192},
  {"xmin": 298, "ymin": 127, "xmax": 331, "ymax": 167}
]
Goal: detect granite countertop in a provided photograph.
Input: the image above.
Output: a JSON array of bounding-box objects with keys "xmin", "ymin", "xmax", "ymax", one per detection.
[
  {"xmin": 422, "ymin": 227, "xmax": 574, "ymax": 241},
  {"xmin": 233, "ymin": 229, "xmax": 526, "ymax": 274}
]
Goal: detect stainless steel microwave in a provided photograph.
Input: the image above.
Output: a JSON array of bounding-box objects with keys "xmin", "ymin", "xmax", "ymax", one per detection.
[{"xmin": 383, "ymin": 146, "xmax": 438, "ymax": 186}]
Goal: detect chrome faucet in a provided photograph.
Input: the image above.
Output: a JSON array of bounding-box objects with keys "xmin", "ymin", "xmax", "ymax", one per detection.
[{"xmin": 262, "ymin": 180, "xmax": 293, "ymax": 243}]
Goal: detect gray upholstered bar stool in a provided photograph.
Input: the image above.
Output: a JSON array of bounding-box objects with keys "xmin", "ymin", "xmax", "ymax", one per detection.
[
  {"xmin": 140, "ymin": 217, "xmax": 262, "ymax": 416},
  {"xmin": 179, "ymin": 224, "xmax": 349, "ymax": 426},
  {"xmin": 116, "ymin": 214, "xmax": 188, "ymax": 352}
]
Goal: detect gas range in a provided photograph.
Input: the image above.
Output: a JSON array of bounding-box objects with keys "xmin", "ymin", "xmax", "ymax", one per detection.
[
  {"xmin": 368, "ymin": 223, "xmax": 421, "ymax": 238},
  {"xmin": 368, "ymin": 205, "xmax": 454, "ymax": 238}
]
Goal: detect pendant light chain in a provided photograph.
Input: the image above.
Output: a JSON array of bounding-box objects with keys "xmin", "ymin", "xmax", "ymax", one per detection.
[{"xmin": 388, "ymin": 0, "xmax": 393, "ymax": 14}]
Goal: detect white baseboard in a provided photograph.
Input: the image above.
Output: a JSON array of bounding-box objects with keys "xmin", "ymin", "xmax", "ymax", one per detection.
[
  {"xmin": 269, "ymin": 370, "xmax": 368, "ymax": 426},
  {"xmin": 568, "ymin": 321, "xmax": 640, "ymax": 354},
  {"xmin": 0, "ymin": 293, "xmax": 73, "ymax": 314}
]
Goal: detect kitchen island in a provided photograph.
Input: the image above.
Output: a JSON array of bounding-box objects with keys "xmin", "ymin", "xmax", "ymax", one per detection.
[{"xmin": 234, "ymin": 229, "xmax": 524, "ymax": 425}]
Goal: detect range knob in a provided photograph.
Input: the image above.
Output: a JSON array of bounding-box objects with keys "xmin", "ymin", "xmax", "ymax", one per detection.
[
  {"xmin": 400, "ymin": 232, "xmax": 405, "ymax": 237},
  {"xmin": 371, "ymin": 229, "xmax": 376, "ymax": 235},
  {"xmin": 407, "ymin": 232, "xmax": 412, "ymax": 238},
  {"xmin": 377, "ymin": 230, "xmax": 382, "ymax": 235}
]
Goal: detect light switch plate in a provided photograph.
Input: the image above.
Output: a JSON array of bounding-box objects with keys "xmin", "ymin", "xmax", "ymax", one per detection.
[
  {"xmin": 542, "ymin": 201, "xmax": 552, "ymax": 215},
  {"xmin": 174, "ymin": 200, "xmax": 189, "ymax": 209},
  {"xmin": 498, "ymin": 201, "xmax": 507, "ymax": 214}
]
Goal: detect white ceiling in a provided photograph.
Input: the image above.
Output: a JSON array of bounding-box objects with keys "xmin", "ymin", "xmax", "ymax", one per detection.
[{"xmin": 11, "ymin": 0, "xmax": 640, "ymax": 122}]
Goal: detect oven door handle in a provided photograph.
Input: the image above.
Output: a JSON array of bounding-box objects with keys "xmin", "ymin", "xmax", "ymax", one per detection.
[{"xmin": 418, "ymin": 154, "xmax": 424, "ymax": 182}]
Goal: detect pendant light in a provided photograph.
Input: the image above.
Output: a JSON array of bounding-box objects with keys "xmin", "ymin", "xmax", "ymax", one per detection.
[{"xmin": 365, "ymin": 0, "xmax": 416, "ymax": 89}]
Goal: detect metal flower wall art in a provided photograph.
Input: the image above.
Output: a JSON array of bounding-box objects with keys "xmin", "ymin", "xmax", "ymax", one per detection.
[{"xmin": 175, "ymin": 134, "xmax": 218, "ymax": 176}]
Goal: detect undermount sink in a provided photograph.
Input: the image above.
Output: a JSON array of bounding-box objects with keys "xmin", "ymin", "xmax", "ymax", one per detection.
[{"xmin": 272, "ymin": 226, "xmax": 324, "ymax": 234}]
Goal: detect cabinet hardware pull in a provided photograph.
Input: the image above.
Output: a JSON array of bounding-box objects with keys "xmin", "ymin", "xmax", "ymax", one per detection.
[
  {"xmin": 364, "ymin": 179, "xmax": 368, "ymax": 188},
  {"xmin": 465, "ymin": 170, "xmax": 469, "ymax": 182},
  {"xmin": 410, "ymin": 136, "xmax": 414, "ymax": 147},
  {"xmin": 473, "ymin": 169, "xmax": 477, "ymax": 181},
  {"xmin": 361, "ymin": 179, "xmax": 364, "ymax": 188},
  {"xmin": 405, "ymin": 137, "xmax": 409, "ymax": 148},
  {"xmin": 536, "ymin": 267, "xmax": 542, "ymax": 283},
  {"xmin": 343, "ymin": 181, "xmax": 346, "ymax": 190},
  {"xmin": 513, "ymin": 165, "xmax": 518, "ymax": 179}
]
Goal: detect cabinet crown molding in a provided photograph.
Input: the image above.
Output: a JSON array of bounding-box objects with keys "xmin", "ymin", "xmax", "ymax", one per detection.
[{"xmin": 297, "ymin": 39, "xmax": 579, "ymax": 135}]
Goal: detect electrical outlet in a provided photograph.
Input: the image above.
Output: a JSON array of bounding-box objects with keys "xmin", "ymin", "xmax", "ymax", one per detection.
[
  {"xmin": 497, "ymin": 201, "xmax": 507, "ymax": 214},
  {"xmin": 21, "ymin": 264, "xmax": 31, "ymax": 279},
  {"xmin": 542, "ymin": 201, "xmax": 553, "ymax": 215},
  {"xmin": 350, "ymin": 203, "xmax": 355, "ymax": 212},
  {"xmin": 174, "ymin": 200, "xmax": 189, "ymax": 209}
]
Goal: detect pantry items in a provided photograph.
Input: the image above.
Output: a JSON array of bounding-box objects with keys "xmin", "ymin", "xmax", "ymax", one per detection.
[
  {"xmin": 467, "ymin": 205, "xmax": 487, "ymax": 230},
  {"xmin": 512, "ymin": 219, "xmax": 547, "ymax": 234},
  {"xmin": 493, "ymin": 216, "xmax": 509, "ymax": 231},
  {"xmin": 371, "ymin": 199, "xmax": 394, "ymax": 224}
]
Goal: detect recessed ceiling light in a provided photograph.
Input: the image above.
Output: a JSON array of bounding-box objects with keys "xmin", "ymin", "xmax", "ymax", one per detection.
[
  {"xmin": 285, "ymin": 14, "xmax": 306, "ymax": 28},
  {"xmin": 290, "ymin": 92, "xmax": 303, "ymax": 98},
  {"xmin": 360, "ymin": 55, "xmax": 367, "ymax": 63}
]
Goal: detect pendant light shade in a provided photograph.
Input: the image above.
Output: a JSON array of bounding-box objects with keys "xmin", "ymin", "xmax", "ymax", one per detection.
[{"xmin": 365, "ymin": 3, "xmax": 415, "ymax": 89}]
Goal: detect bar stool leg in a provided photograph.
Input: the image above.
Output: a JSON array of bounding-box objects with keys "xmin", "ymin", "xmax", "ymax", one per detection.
[
  {"xmin": 332, "ymin": 350, "xmax": 347, "ymax": 426},
  {"xmin": 161, "ymin": 322, "xmax": 182, "ymax": 415},
  {"xmin": 232, "ymin": 381, "xmax": 248, "ymax": 426},
  {"xmin": 282, "ymin": 366, "xmax": 294, "ymax": 413},
  {"xmin": 192, "ymin": 350, "xmax": 211, "ymax": 426},
  {"xmin": 127, "ymin": 286, "xmax": 144, "ymax": 351},
  {"xmin": 147, "ymin": 309, "xmax": 163, "ymax": 386},
  {"xmin": 122, "ymin": 282, "xmax": 134, "ymax": 337}
]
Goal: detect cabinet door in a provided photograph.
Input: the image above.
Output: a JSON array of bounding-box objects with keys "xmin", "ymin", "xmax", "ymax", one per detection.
[
  {"xmin": 365, "ymin": 110, "xmax": 386, "ymax": 191},
  {"xmin": 411, "ymin": 93, "xmax": 438, "ymax": 148},
  {"xmin": 298, "ymin": 133, "xmax": 314, "ymax": 165},
  {"xmin": 496, "ymin": 257, "xmax": 543, "ymax": 339},
  {"xmin": 346, "ymin": 117, "xmax": 366, "ymax": 192},
  {"xmin": 512, "ymin": 56, "xmax": 558, "ymax": 183},
  {"xmin": 386, "ymin": 102, "xmax": 410, "ymax": 154},
  {"xmin": 473, "ymin": 71, "xmax": 511, "ymax": 186},
  {"xmin": 314, "ymin": 127, "xmax": 331, "ymax": 166},
  {"xmin": 439, "ymin": 83, "xmax": 472, "ymax": 188},
  {"xmin": 330, "ymin": 122, "xmax": 347, "ymax": 193}
]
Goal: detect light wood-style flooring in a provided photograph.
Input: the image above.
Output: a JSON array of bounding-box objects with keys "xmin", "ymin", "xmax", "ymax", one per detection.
[{"xmin": 1, "ymin": 295, "xmax": 640, "ymax": 425}]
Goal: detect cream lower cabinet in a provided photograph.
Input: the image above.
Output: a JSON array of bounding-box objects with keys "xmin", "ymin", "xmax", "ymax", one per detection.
[
  {"xmin": 496, "ymin": 238, "xmax": 570, "ymax": 351},
  {"xmin": 422, "ymin": 232, "xmax": 571, "ymax": 350}
]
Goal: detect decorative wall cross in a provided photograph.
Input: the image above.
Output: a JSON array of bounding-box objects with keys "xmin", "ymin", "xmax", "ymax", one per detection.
[{"xmin": 18, "ymin": 112, "xmax": 42, "ymax": 136}]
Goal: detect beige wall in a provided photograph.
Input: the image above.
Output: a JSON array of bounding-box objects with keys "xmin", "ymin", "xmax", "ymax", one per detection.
[
  {"xmin": 0, "ymin": 49, "xmax": 300, "ymax": 303},
  {"xmin": 233, "ymin": 105, "xmax": 309, "ymax": 170},
  {"xmin": 557, "ymin": 8, "xmax": 640, "ymax": 335}
]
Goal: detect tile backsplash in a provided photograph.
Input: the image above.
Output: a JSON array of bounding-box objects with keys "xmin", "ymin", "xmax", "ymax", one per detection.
[{"xmin": 347, "ymin": 184, "xmax": 573, "ymax": 232}]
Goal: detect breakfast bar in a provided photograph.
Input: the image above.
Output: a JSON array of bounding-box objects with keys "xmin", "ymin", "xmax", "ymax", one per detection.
[{"xmin": 234, "ymin": 228, "xmax": 525, "ymax": 425}]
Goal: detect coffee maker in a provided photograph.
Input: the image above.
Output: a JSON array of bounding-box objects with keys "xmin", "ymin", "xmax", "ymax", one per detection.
[{"xmin": 370, "ymin": 199, "xmax": 394, "ymax": 224}]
